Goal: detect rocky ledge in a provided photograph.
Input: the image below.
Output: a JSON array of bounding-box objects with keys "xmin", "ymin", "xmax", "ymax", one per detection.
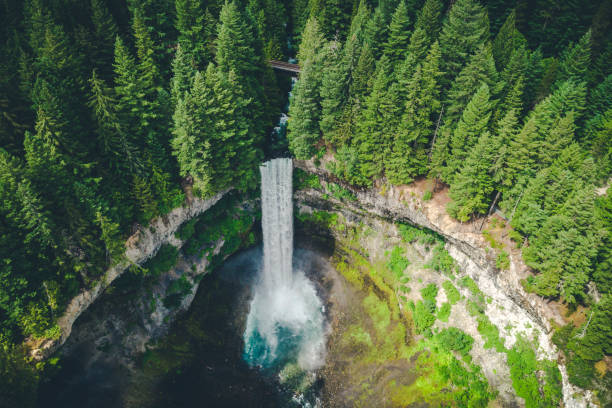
[
  {"xmin": 29, "ymin": 190, "xmax": 229, "ymax": 361},
  {"xmin": 294, "ymin": 159, "xmax": 595, "ymax": 408}
]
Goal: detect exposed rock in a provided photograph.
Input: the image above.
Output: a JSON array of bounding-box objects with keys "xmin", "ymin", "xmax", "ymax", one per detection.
[
  {"xmin": 30, "ymin": 190, "xmax": 229, "ymax": 361},
  {"xmin": 293, "ymin": 159, "xmax": 596, "ymax": 407}
]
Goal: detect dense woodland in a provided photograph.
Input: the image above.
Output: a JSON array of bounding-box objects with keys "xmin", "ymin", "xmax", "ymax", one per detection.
[{"xmin": 0, "ymin": 0, "xmax": 610, "ymax": 405}]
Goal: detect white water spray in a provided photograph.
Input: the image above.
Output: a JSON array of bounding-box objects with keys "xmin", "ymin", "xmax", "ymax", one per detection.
[{"xmin": 243, "ymin": 158, "xmax": 326, "ymax": 371}]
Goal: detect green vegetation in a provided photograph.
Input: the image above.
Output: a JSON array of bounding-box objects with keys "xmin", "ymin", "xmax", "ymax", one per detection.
[
  {"xmin": 437, "ymin": 302, "xmax": 451, "ymax": 322},
  {"xmin": 496, "ymin": 250, "xmax": 510, "ymax": 270},
  {"xmin": 293, "ymin": 168, "xmax": 322, "ymax": 190},
  {"xmin": 398, "ymin": 223, "xmax": 440, "ymax": 246},
  {"xmin": 425, "ymin": 243, "xmax": 457, "ymax": 276},
  {"xmin": 385, "ymin": 246, "xmax": 410, "ymax": 279},
  {"xmin": 142, "ymin": 244, "xmax": 179, "ymax": 278},
  {"xmin": 443, "ymin": 281, "xmax": 461, "ymax": 305}
]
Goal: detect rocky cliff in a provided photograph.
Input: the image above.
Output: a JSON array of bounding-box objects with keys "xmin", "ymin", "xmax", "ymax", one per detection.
[
  {"xmin": 294, "ymin": 159, "xmax": 595, "ymax": 408},
  {"xmin": 30, "ymin": 191, "xmax": 229, "ymax": 361}
]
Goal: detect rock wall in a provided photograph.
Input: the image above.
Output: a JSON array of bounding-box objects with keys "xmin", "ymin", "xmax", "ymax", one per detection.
[
  {"xmin": 294, "ymin": 159, "xmax": 595, "ymax": 407},
  {"xmin": 30, "ymin": 190, "xmax": 229, "ymax": 360}
]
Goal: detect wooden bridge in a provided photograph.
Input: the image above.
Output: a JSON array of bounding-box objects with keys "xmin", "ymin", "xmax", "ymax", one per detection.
[{"xmin": 269, "ymin": 60, "xmax": 300, "ymax": 74}]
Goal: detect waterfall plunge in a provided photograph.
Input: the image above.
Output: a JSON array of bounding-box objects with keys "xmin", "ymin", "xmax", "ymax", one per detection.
[{"xmin": 243, "ymin": 158, "xmax": 326, "ymax": 371}]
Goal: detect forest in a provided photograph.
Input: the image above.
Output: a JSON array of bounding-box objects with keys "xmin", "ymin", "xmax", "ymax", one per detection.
[{"xmin": 0, "ymin": 0, "xmax": 610, "ymax": 406}]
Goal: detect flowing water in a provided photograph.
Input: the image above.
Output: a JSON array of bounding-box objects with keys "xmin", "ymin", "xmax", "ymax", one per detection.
[{"xmin": 243, "ymin": 158, "xmax": 327, "ymax": 371}]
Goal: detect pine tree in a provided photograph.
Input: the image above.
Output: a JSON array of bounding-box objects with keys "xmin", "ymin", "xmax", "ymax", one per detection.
[
  {"xmin": 88, "ymin": 70, "xmax": 141, "ymax": 176},
  {"xmin": 387, "ymin": 41, "xmax": 442, "ymax": 184},
  {"xmin": 350, "ymin": 42, "xmax": 375, "ymax": 103},
  {"xmin": 176, "ymin": 0, "xmax": 214, "ymax": 68},
  {"xmin": 414, "ymin": 0, "xmax": 442, "ymax": 42},
  {"xmin": 170, "ymin": 44, "xmax": 195, "ymax": 106},
  {"xmin": 447, "ymin": 131, "xmax": 497, "ymax": 222},
  {"xmin": 90, "ymin": 0, "xmax": 119, "ymax": 79},
  {"xmin": 383, "ymin": 1, "xmax": 411, "ymax": 67},
  {"xmin": 406, "ymin": 27, "xmax": 430, "ymax": 63},
  {"xmin": 490, "ymin": 109, "xmax": 520, "ymax": 192},
  {"xmin": 449, "ymin": 83, "xmax": 492, "ymax": 178},
  {"xmin": 297, "ymin": 17, "xmax": 326, "ymax": 64},
  {"xmin": 492, "ymin": 10, "xmax": 526, "ymax": 71},
  {"xmin": 320, "ymin": 41, "xmax": 350, "ymax": 143},
  {"xmin": 353, "ymin": 56, "xmax": 396, "ymax": 181},
  {"xmin": 556, "ymin": 30, "xmax": 592, "ymax": 86},
  {"xmin": 444, "ymin": 45, "xmax": 499, "ymax": 127},
  {"xmin": 287, "ymin": 58, "xmax": 323, "ymax": 160},
  {"xmin": 363, "ymin": 5, "xmax": 389, "ymax": 60},
  {"xmin": 439, "ymin": 0, "xmax": 490, "ymax": 86}
]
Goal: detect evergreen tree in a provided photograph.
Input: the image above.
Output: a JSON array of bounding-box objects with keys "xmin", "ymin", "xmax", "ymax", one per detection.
[
  {"xmin": 444, "ymin": 45, "xmax": 499, "ymax": 127},
  {"xmin": 320, "ymin": 41, "xmax": 350, "ymax": 143},
  {"xmin": 287, "ymin": 58, "xmax": 323, "ymax": 160},
  {"xmin": 492, "ymin": 10, "xmax": 526, "ymax": 71},
  {"xmin": 353, "ymin": 56, "xmax": 396, "ymax": 181},
  {"xmin": 414, "ymin": 0, "xmax": 442, "ymax": 42},
  {"xmin": 170, "ymin": 44, "xmax": 195, "ymax": 106},
  {"xmin": 556, "ymin": 30, "xmax": 592, "ymax": 86},
  {"xmin": 297, "ymin": 17, "xmax": 326, "ymax": 64},
  {"xmin": 90, "ymin": 0, "xmax": 119, "ymax": 79},
  {"xmin": 439, "ymin": 0, "xmax": 490, "ymax": 86},
  {"xmin": 176, "ymin": 0, "xmax": 214, "ymax": 68},
  {"xmin": 363, "ymin": 5, "xmax": 390, "ymax": 60},
  {"xmin": 88, "ymin": 70, "xmax": 141, "ymax": 177},
  {"xmin": 383, "ymin": 1, "xmax": 411, "ymax": 67},
  {"xmin": 387, "ymin": 41, "xmax": 442, "ymax": 184},
  {"xmin": 449, "ymin": 83, "xmax": 492, "ymax": 178},
  {"xmin": 447, "ymin": 131, "xmax": 497, "ymax": 222}
]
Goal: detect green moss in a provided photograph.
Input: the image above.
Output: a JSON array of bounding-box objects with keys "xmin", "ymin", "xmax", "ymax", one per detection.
[{"xmin": 363, "ymin": 291, "xmax": 391, "ymax": 336}]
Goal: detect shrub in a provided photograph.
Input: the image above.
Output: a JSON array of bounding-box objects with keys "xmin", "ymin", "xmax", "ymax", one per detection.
[
  {"xmin": 423, "ymin": 190, "xmax": 433, "ymax": 201},
  {"xmin": 425, "ymin": 244, "xmax": 456, "ymax": 276},
  {"xmin": 386, "ymin": 246, "xmax": 410, "ymax": 278},
  {"xmin": 443, "ymin": 281, "xmax": 461, "ymax": 304},
  {"xmin": 143, "ymin": 244, "xmax": 179, "ymax": 277},
  {"xmin": 328, "ymin": 182, "xmax": 357, "ymax": 202},
  {"xmin": 437, "ymin": 302, "xmax": 451, "ymax": 322},
  {"xmin": 496, "ymin": 251, "xmax": 510, "ymax": 270},
  {"xmin": 413, "ymin": 300, "xmax": 436, "ymax": 335},
  {"xmin": 436, "ymin": 327, "xmax": 474, "ymax": 357}
]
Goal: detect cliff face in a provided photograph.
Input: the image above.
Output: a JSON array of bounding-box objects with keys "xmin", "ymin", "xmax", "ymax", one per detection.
[
  {"xmin": 294, "ymin": 159, "xmax": 595, "ymax": 408},
  {"xmin": 30, "ymin": 191, "xmax": 229, "ymax": 361}
]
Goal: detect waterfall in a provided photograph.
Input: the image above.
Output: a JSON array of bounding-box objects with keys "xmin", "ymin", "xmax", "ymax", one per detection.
[
  {"xmin": 244, "ymin": 158, "xmax": 326, "ymax": 371},
  {"xmin": 260, "ymin": 158, "xmax": 293, "ymax": 291}
]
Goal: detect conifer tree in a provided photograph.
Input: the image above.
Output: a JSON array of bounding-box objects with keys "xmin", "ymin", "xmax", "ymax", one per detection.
[
  {"xmin": 297, "ymin": 17, "xmax": 326, "ymax": 64},
  {"xmin": 447, "ymin": 131, "xmax": 497, "ymax": 222},
  {"xmin": 350, "ymin": 43, "xmax": 375, "ymax": 104},
  {"xmin": 176, "ymin": 0, "xmax": 214, "ymax": 68},
  {"xmin": 406, "ymin": 27, "xmax": 430, "ymax": 63},
  {"xmin": 287, "ymin": 59, "xmax": 323, "ymax": 160},
  {"xmin": 383, "ymin": 1, "xmax": 411, "ymax": 67},
  {"xmin": 492, "ymin": 10, "xmax": 526, "ymax": 71},
  {"xmin": 170, "ymin": 44, "xmax": 195, "ymax": 106},
  {"xmin": 353, "ymin": 56, "xmax": 395, "ymax": 181},
  {"xmin": 88, "ymin": 70, "xmax": 141, "ymax": 176},
  {"xmin": 363, "ymin": 5, "xmax": 389, "ymax": 60},
  {"xmin": 387, "ymin": 41, "xmax": 442, "ymax": 184},
  {"xmin": 444, "ymin": 45, "xmax": 499, "ymax": 127},
  {"xmin": 439, "ymin": 0, "xmax": 490, "ymax": 86},
  {"xmin": 414, "ymin": 0, "xmax": 442, "ymax": 42},
  {"xmin": 449, "ymin": 83, "xmax": 492, "ymax": 177},
  {"xmin": 90, "ymin": 0, "xmax": 119, "ymax": 79},
  {"xmin": 320, "ymin": 41, "xmax": 350, "ymax": 143},
  {"xmin": 490, "ymin": 109, "xmax": 520, "ymax": 192},
  {"xmin": 556, "ymin": 30, "xmax": 592, "ymax": 86}
]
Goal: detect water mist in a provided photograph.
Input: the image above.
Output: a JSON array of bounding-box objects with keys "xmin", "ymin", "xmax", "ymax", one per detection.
[{"xmin": 243, "ymin": 158, "xmax": 326, "ymax": 371}]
